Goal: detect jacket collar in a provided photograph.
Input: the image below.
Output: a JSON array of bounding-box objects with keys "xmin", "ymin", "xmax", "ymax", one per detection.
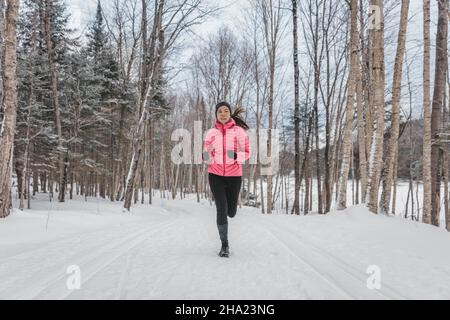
[{"xmin": 214, "ymin": 118, "xmax": 235, "ymax": 131}]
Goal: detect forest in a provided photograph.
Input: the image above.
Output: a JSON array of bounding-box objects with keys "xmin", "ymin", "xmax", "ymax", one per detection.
[{"xmin": 0, "ymin": 0, "xmax": 449, "ymax": 231}]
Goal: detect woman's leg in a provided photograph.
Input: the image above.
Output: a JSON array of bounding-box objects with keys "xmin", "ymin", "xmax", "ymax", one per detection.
[
  {"xmin": 208, "ymin": 174, "xmax": 228, "ymax": 243},
  {"xmin": 225, "ymin": 177, "xmax": 242, "ymax": 218}
]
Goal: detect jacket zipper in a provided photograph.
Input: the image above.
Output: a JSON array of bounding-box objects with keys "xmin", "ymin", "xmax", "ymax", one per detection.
[{"xmin": 222, "ymin": 123, "xmax": 226, "ymax": 176}]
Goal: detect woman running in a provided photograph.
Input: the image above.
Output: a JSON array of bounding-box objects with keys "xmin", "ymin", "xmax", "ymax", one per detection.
[{"xmin": 203, "ymin": 101, "xmax": 250, "ymax": 257}]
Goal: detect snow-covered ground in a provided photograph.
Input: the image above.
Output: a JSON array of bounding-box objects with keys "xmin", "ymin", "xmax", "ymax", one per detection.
[
  {"xmin": 1, "ymin": 193, "xmax": 450, "ymax": 300},
  {"xmin": 262, "ymin": 176, "xmax": 448, "ymax": 226}
]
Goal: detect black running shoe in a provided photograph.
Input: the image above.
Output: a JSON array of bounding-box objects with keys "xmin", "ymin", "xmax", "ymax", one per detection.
[{"xmin": 218, "ymin": 241, "xmax": 229, "ymax": 258}]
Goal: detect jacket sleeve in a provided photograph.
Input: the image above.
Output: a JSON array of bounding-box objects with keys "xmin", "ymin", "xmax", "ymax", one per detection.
[
  {"xmin": 235, "ymin": 127, "xmax": 250, "ymax": 163},
  {"xmin": 202, "ymin": 129, "xmax": 216, "ymax": 163}
]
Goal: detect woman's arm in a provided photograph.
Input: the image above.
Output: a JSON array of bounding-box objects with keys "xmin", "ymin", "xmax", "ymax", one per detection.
[
  {"xmin": 235, "ymin": 127, "xmax": 250, "ymax": 163},
  {"xmin": 203, "ymin": 128, "xmax": 219, "ymax": 163}
]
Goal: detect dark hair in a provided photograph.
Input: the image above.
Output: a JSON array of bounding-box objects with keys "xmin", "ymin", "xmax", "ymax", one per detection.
[
  {"xmin": 215, "ymin": 101, "xmax": 250, "ymax": 130},
  {"xmin": 215, "ymin": 101, "xmax": 231, "ymax": 114},
  {"xmin": 231, "ymin": 106, "xmax": 250, "ymax": 130}
]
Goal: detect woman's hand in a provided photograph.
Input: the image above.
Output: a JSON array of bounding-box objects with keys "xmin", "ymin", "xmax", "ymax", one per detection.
[
  {"xmin": 226, "ymin": 150, "xmax": 237, "ymax": 160},
  {"xmin": 202, "ymin": 151, "xmax": 210, "ymax": 162}
]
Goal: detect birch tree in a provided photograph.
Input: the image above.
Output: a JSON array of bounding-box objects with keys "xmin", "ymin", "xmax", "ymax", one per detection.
[
  {"xmin": 292, "ymin": 0, "xmax": 301, "ymax": 215},
  {"xmin": 0, "ymin": 0, "xmax": 19, "ymax": 218},
  {"xmin": 422, "ymin": 0, "xmax": 431, "ymax": 225},
  {"xmin": 259, "ymin": 0, "xmax": 284, "ymax": 214},
  {"xmin": 379, "ymin": 0, "xmax": 409, "ymax": 214},
  {"xmin": 123, "ymin": 0, "xmax": 212, "ymax": 210},
  {"xmin": 123, "ymin": 0, "xmax": 165, "ymax": 210},
  {"xmin": 430, "ymin": 0, "xmax": 448, "ymax": 226},
  {"xmin": 337, "ymin": 0, "xmax": 358, "ymax": 210},
  {"xmin": 367, "ymin": 0, "xmax": 385, "ymax": 214},
  {"xmin": 356, "ymin": 32, "xmax": 368, "ymax": 203}
]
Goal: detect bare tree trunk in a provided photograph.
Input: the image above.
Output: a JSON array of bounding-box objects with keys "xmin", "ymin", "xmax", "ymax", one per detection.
[
  {"xmin": 123, "ymin": 0, "xmax": 165, "ymax": 211},
  {"xmin": 367, "ymin": 0, "xmax": 385, "ymax": 214},
  {"xmin": 358, "ymin": 0, "xmax": 373, "ymax": 184},
  {"xmin": 27, "ymin": 161, "xmax": 31, "ymax": 209},
  {"xmin": 356, "ymin": 39, "xmax": 368, "ymax": 204},
  {"xmin": 447, "ymin": 76, "xmax": 450, "ymax": 231},
  {"xmin": 379, "ymin": 0, "xmax": 409, "ymax": 214},
  {"xmin": 351, "ymin": 142, "xmax": 356, "ymax": 205},
  {"xmin": 309, "ymin": 173, "xmax": 313, "ymax": 212},
  {"xmin": 430, "ymin": 0, "xmax": 448, "ymax": 226},
  {"xmin": 43, "ymin": 0, "xmax": 66, "ymax": 203},
  {"xmin": 443, "ymin": 150, "xmax": 449, "ymax": 227},
  {"xmin": 404, "ymin": 178, "xmax": 410, "ymax": 218},
  {"xmin": 39, "ymin": 172, "xmax": 45, "ymax": 194},
  {"xmin": 292, "ymin": 0, "xmax": 301, "ymax": 215},
  {"xmin": 443, "ymin": 76, "xmax": 449, "ymax": 229},
  {"xmin": 422, "ymin": 0, "xmax": 432, "ymax": 224},
  {"xmin": 338, "ymin": 0, "xmax": 358, "ymax": 210},
  {"xmin": 259, "ymin": 0, "xmax": 283, "ymax": 214},
  {"xmin": 0, "ymin": 0, "xmax": 5, "ymax": 115},
  {"xmin": 115, "ymin": 104, "xmax": 126, "ymax": 201},
  {"xmin": 356, "ymin": 0, "xmax": 368, "ymax": 204},
  {"xmin": 310, "ymin": 0, "xmax": 323, "ymax": 214},
  {"xmin": 148, "ymin": 117, "xmax": 153, "ymax": 204},
  {"xmin": 392, "ymin": 147, "xmax": 398, "ymax": 215},
  {"xmin": 160, "ymin": 143, "xmax": 166, "ymax": 199},
  {"xmin": 304, "ymin": 155, "xmax": 310, "ymax": 214},
  {"xmin": 266, "ymin": 39, "xmax": 275, "ymax": 215},
  {"xmin": 253, "ymin": 26, "xmax": 264, "ymax": 214},
  {"xmin": 314, "ymin": 105, "xmax": 322, "ymax": 213},
  {"xmin": 0, "ymin": 0, "xmax": 19, "ymax": 218},
  {"xmin": 20, "ymin": 83, "xmax": 34, "ymax": 211},
  {"xmin": 172, "ymin": 163, "xmax": 180, "ymax": 200},
  {"xmin": 410, "ymin": 171, "xmax": 415, "ymax": 220},
  {"xmin": 297, "ymin": 110, "xmax": 314, "ymax": 214}
]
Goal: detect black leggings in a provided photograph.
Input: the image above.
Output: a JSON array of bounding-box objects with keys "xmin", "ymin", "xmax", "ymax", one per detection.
[{"xmin": 209, "ymin": 173, "xmax": 242, "ymax": 226}]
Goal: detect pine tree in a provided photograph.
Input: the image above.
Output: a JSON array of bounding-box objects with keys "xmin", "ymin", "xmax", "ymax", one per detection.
[
  {"xmin": 14, "ymin": 0, "xmax": 77, "ymax": 202},
  {"xmin": 83, "ymin": 0, "xmax": 122, "ymax": 199}
]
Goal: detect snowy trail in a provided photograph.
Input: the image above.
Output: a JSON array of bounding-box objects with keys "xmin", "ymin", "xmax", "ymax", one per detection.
[
  {"xmin": 254, "ymin": 219, "xmax": 405, "ymax": 300},
  {"xmin": 36, "ymin": 220, "xmax": 178, "ymax": 300},
  {"xmin": 0, "ymin": 219, "xmax": 174, "ymax": 299},
  {"xmin": 1, "ymin": 196, "xmax": 450, "ymax": 299}
]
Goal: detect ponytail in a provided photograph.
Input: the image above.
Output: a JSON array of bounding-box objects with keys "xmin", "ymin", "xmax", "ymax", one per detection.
[{"xmin": 231, "ymin": 106, "xmax": 250, "ymax": 130}]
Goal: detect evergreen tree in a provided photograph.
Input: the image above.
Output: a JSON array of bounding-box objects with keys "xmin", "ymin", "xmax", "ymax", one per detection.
[{"xmin": 14, "ymin": 0, "xmax": 77, "ymax": 200}]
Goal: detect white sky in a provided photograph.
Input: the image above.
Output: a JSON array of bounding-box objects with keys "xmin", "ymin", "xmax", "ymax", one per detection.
[
  {"xmin": 67, "ymin": 0, "xmax": 245, "ymax": 39},
  {"xmin": 65, "ymin": 0, "xmax": 440, "ymax": 119}
]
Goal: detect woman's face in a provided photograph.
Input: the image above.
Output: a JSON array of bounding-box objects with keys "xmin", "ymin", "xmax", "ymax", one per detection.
[{"xmin": 217, "ymin": 106, "xmax": 231, "ymax": 124}]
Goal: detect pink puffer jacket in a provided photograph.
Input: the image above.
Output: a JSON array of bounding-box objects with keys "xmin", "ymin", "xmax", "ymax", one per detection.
[{"xmin": 203, "ymin": 118, "xmax": 250, "ymax": 177}]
